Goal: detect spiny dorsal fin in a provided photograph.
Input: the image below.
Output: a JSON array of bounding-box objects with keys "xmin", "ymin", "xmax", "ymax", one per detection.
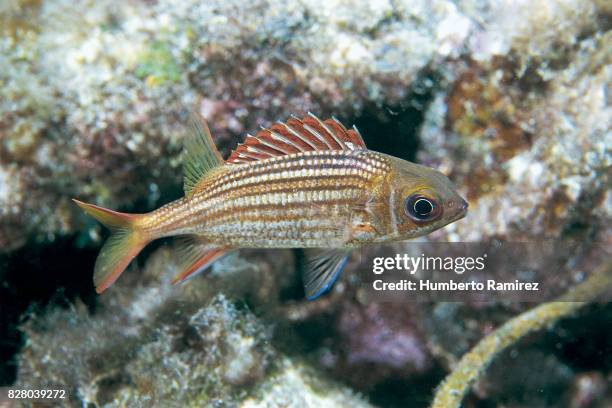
[
  {"xmin": 183, "ymin": 113, "xmax": 224, "ymax": 196},
  {"xmin": 227, "ymin": 113, "xmax": 367, "ymax": 164}
]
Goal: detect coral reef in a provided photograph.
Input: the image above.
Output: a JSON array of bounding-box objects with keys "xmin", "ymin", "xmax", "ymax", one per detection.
[
  {"xmin": 16, "ymin": 287, "xmax": 371, "ymax": 407},
  {"xmin": 420, "ymin": 2, "xmax": 610, "ymax": 244},
  {"xmin": 243, "ymin": 359, "xmax": 373, "ymax": 408},
  {"xmin": 0, "ymin": 0, "xmax": 476, "ymax": 251},
  {"xmin": 2, "ymin": 0, "xmax": 611, "ymax": 406},
  {"xmin": 329, "ymin": 301, "xmax": 432, "ymax": 389}
]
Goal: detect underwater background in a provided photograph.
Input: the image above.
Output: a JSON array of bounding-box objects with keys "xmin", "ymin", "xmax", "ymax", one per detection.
[{"xmin": 1, "ymin": 0, "xmax": 610, "ymax": 407}]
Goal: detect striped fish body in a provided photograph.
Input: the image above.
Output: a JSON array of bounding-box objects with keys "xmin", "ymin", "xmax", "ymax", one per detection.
[
  {"xmin": 146, "ymin": 150, "xmax": 391, "ymax": 248},
  {"xmin": 74, "ymin": 113, "xmax": 467, "ymax": 297}
]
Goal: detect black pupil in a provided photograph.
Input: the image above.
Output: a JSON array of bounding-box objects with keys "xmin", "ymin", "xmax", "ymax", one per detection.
[{"xmin": 414, "ymin": 198, "xmax": 433, "ymax": 216}]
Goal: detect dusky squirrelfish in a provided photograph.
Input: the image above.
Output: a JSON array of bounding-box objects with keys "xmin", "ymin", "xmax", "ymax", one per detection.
[{"xmin": 74, "ymin": 113, "xmax": 468, "ymax": 299}]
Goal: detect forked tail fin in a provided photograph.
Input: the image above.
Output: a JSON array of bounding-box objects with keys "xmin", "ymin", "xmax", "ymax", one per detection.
[{"xmin": 73, "ymin": 199, "xmax": 151, "ymax": 293}]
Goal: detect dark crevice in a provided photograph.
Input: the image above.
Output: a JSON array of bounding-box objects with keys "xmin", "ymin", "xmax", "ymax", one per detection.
[
  {"xmin": 548, "ymin": 303, "xmax": 612, "ymax": 372},
  {"xmin": 368, "ymin": 369, "xmax": 446, "ymax": 408},
  {"xmin": 278, "ymin": 249, "xmax": 306, "ymax": 301},
  {"xmin": 0, "ymin": 237, "xmax": 98, "ymax": 385},
  {"xmin": 348, "ymin": 70, "xmax": 440, "ymax": 163}
]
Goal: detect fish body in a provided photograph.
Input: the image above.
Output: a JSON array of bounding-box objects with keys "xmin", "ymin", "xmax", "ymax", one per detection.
[
  {"xmin": 143, "ymin": 149, "xmax": 386, "ymax": 248},
  {"xmin": 74, "ymin": 114, "xmax": 467, "ymax": 298}
]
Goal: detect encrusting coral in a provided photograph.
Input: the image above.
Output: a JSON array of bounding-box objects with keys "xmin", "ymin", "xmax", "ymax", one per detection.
[
  {"xmin": 16, "ymin": 288, "xmax": 372, "ymax": 407},
  {"xmin": 3, "ymin": 0, "xmax": 611, "ymax": 406},
  {"xmin": 0, "ymin": 0, "xmax": 476, "ymax": 251}
]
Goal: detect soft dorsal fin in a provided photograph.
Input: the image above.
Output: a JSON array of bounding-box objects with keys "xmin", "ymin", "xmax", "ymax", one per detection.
[
  {"xmin": 183, "ymin": 114, "xmax": 224, "ymax": 196},
  {"xmin": 227, "ymin": 113, "xmax": 367, "ymax": 164}
]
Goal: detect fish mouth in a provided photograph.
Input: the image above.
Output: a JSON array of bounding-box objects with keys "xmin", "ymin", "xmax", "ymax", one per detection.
[
  {"xmin": 445, "ymin": 210, "xmax": 467, "ymax": 225},
  {"xmin": 455, "ymin": 209, "xmax": 468, "ymax": 221},
  {"xmin": 448, "ymin": 199, "xmax": 469, "ymax": 223}
]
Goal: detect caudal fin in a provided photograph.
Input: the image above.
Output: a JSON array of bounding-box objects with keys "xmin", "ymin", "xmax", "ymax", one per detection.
[{"xmin": 73, "ymin": 199, "xmax": 150, "ymax": 293}]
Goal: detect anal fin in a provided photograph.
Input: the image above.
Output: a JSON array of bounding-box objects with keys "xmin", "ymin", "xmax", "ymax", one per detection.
[
  {"xmin": 171, "ymin": 236, "xmax": 230, "ymax": 284},
  {"xmin": 302, "ymin": 249, "xmax": 351, "ymax": 300}
]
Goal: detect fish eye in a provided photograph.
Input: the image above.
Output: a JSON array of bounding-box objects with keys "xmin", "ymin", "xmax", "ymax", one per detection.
[{"xmin": 404, "ymin": 195, "xmax": 440, "ymax": 222}]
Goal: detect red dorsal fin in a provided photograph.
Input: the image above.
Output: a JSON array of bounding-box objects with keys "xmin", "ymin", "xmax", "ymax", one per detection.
[{"xmin": 227, "ymin": 113, "xmax": 367, "ymax": 164}]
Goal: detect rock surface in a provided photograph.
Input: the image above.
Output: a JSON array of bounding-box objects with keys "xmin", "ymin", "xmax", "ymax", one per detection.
[
  {"xmin": 2, "ymin": 0, "xmax": 611, "ymax": 406},
  {"xmin": 16, "ymin": 287, "xmax": 371, "ymax": 407},
  {"xmin": 2, "ymin": 0, "xmax": 608, "ymax": 250},
  {"xmin": 1, "ymin": 0, "xmax": 476, "ymax": 251}
]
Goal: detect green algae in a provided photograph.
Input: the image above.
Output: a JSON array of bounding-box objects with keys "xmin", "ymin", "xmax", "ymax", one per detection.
[{"xmin": 135, "ymin": 40, "xmax": 182, "ymax": 86}]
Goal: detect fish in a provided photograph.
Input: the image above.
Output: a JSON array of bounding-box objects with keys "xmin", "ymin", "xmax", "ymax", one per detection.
[{"xmin": 73, "ymin": 113, "xmax": 468, "ymax": 299}]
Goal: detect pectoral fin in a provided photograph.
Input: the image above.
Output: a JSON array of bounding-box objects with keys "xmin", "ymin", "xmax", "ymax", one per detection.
[
  {"xmin": 302, "ymin": 249, "xmax": 351, "ymax": 300},
  {"xmin": 346, "ymin": 201, "xmax": 383, "ymax": 243},
  {"xmin": 171, "ymin": 236, "xmax": 230, "ymax": 284}
]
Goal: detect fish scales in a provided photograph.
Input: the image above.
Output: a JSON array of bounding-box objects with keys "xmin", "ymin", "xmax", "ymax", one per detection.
[
  {"xmin": 74, "ymin": 113, "xmax": 467, "ymax": 296},
  {"xmin": 146, "ymin": 150, "xmax": 391, "ymax": 247}
]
